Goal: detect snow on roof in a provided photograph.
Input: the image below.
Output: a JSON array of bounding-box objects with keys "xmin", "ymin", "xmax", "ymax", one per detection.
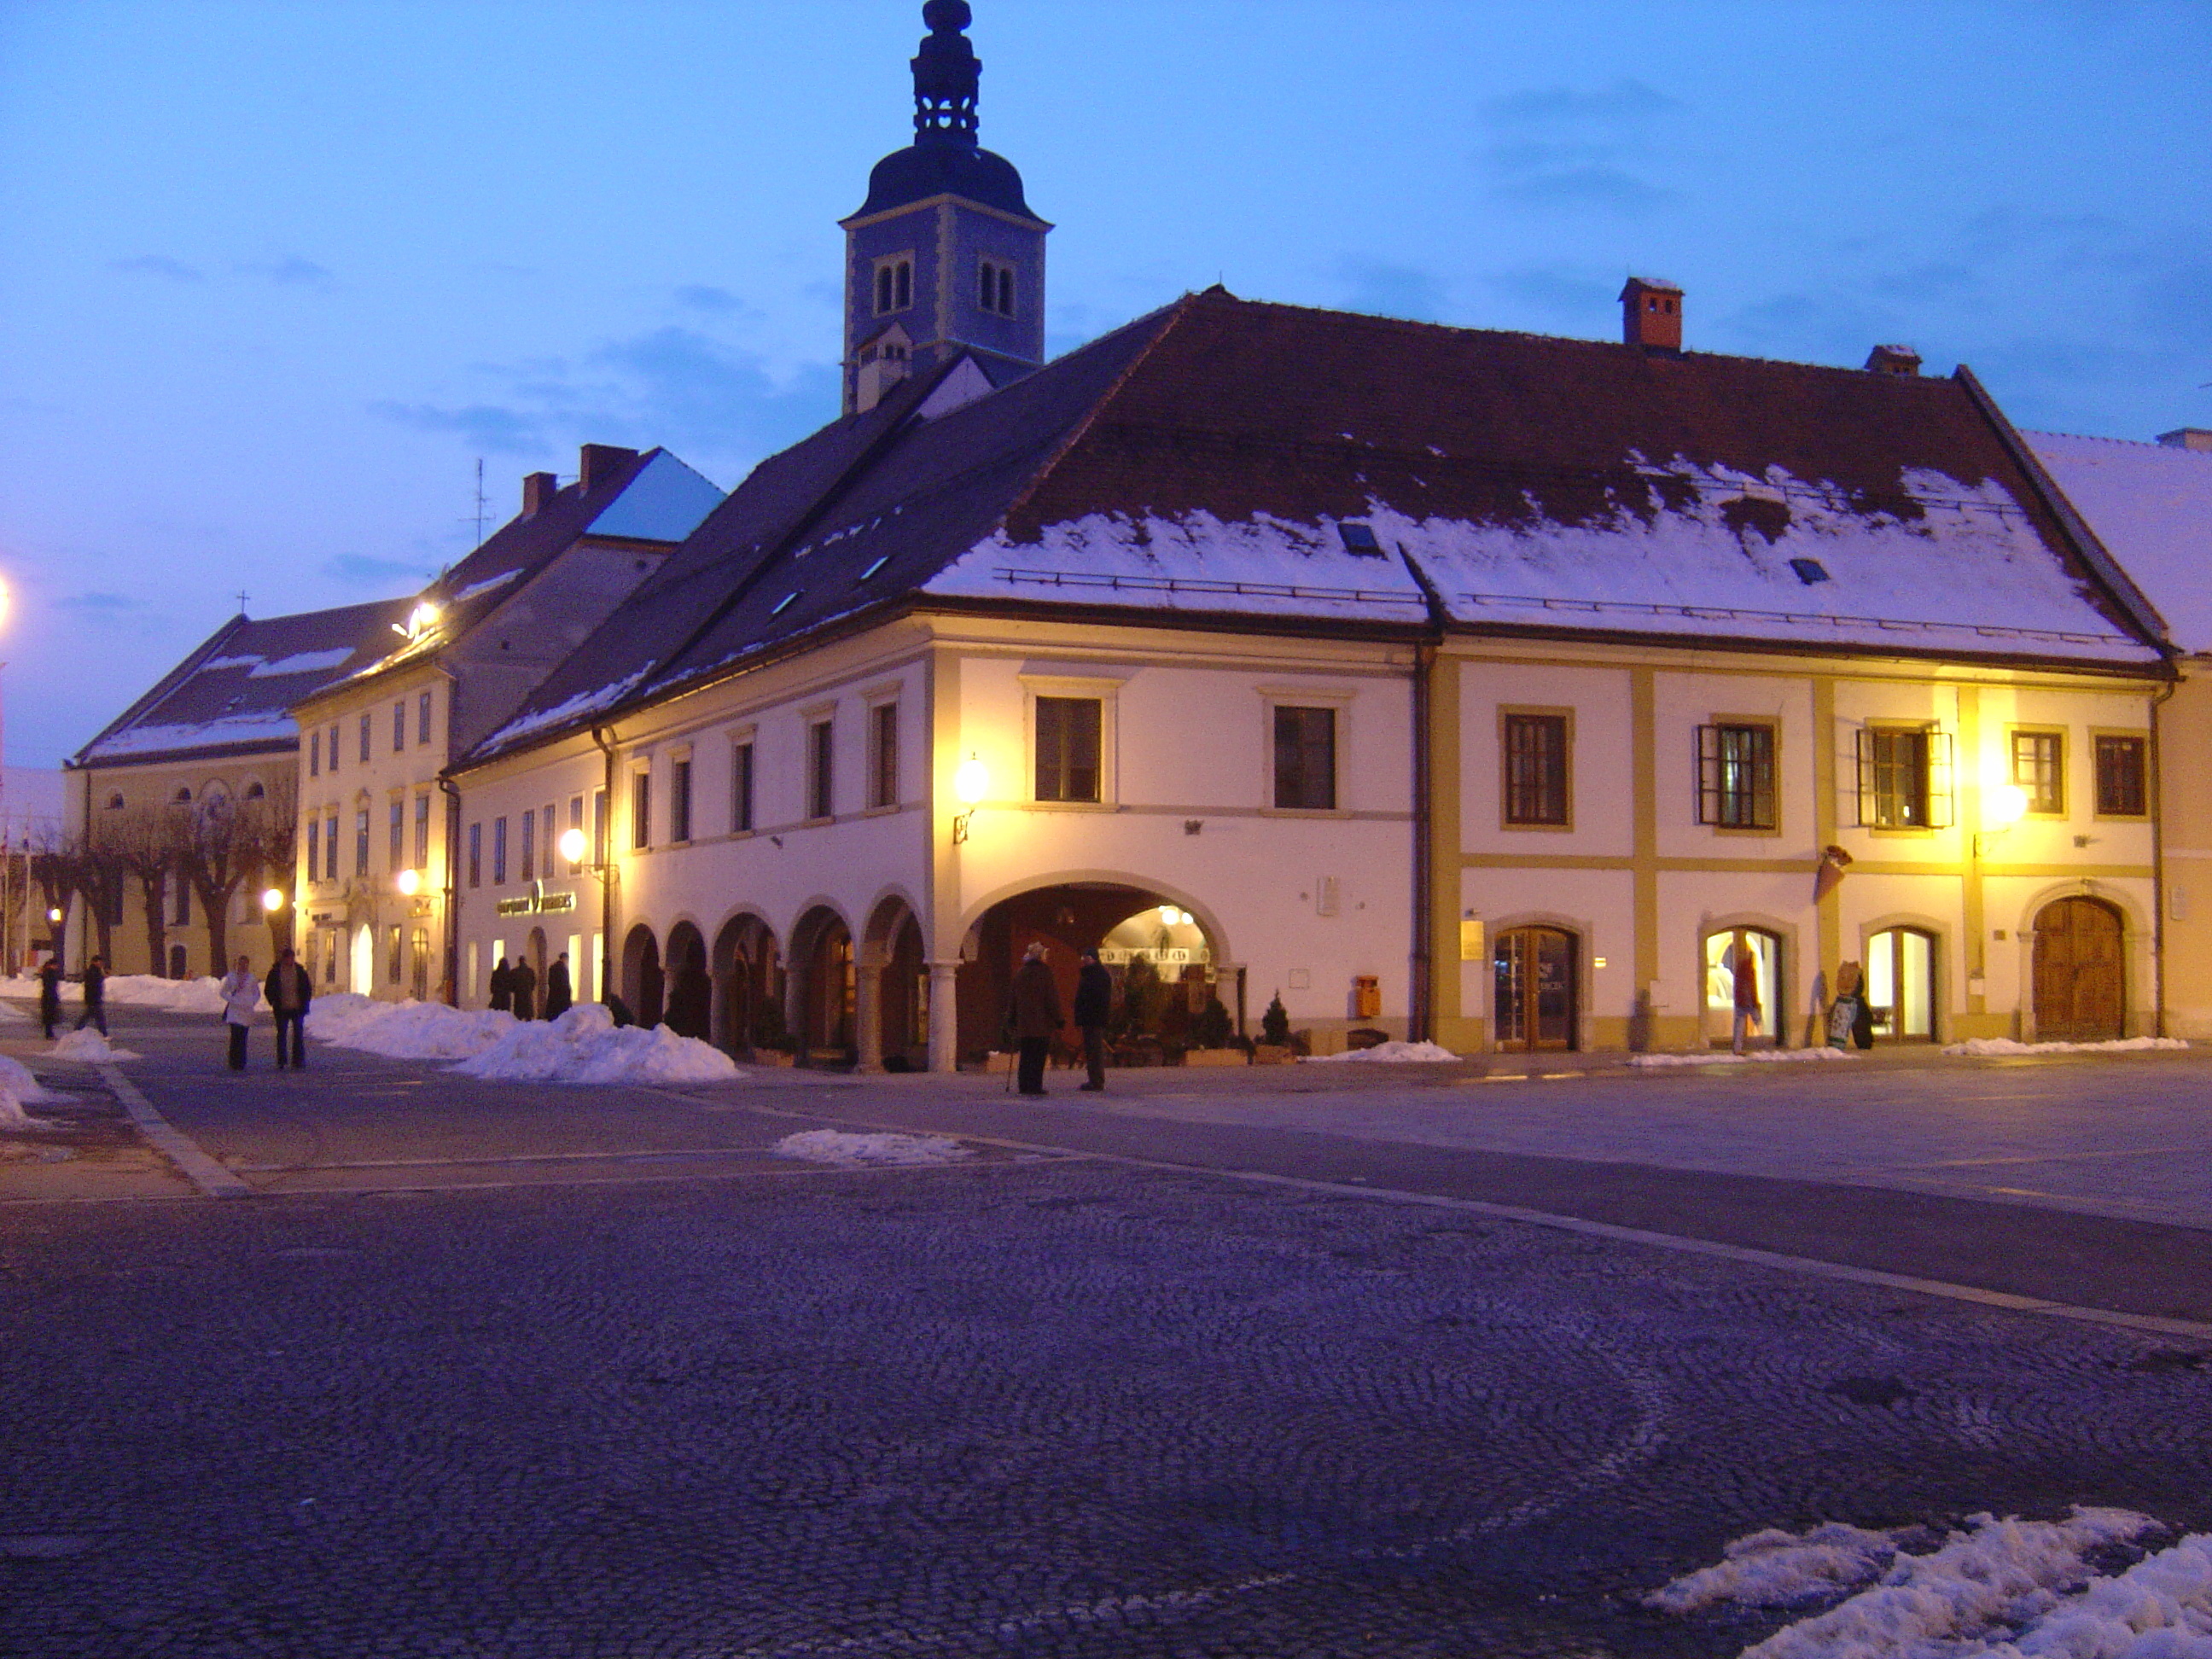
[
  {"xmin": 80, "ymin": 713, "xmax": 300, "ymax": 760},
  {"xmin": 449, "ymin": 568, "xmax": 521, "ymax": 605},
  {"xmin": 248, "ymin": 646, "xmax": 358, "ymax": 678},
  {"xmin": 2027, "ymin": 429, "xmax": 2212, "ymax": 655},
  {"xmin": 584, "ymin": 451, "xmax": 725, "ymax": 544}
]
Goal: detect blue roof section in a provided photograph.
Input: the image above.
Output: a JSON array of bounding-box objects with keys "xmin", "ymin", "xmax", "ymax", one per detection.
[
  {"xmin": 849, "ymin": 143, "xmax": 1040, "ymax": 222},
  {"xmin": 585, "ymin": 451, "xmax": 725, "ymax": 543}
]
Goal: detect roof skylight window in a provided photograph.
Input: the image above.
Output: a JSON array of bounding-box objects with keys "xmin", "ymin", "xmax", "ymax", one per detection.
[
  {"xmin": 859, "ymin": 556, "xmax": 889, "ymax": 581},
  {"xmin": 1787, "ymin": 558, "xmax": 1832, "ymax": 585},
  {"xmin": 771, "ymin": 591, "xmax": 800, "ymax": 615},
  {"xmin": 1337, "ymin": 521, "xmax": 1386, "ymax": 558}
]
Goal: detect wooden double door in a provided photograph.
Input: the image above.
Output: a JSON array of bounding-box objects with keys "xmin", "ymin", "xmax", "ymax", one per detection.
[
  {"xmin": 2033, "ymin": 897, "xmax": 2124, "ymax": 1042},
  {"xmin": 1495, "ymin": 926, "xmax": 1577, "ymax": 1051}
]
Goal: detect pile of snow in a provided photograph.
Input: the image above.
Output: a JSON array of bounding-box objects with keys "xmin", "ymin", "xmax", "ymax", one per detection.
[
  {"xmin": 1303, "ymin": 1040, "xmax": 1463, "ymax": 1064},
  {"xmin": 771, "ymin": 1130, "xmax": 973, "ymax": 1167},
  {"xmin": 1943, "ymin": 1036, "xmax": 2191, "ymax": 1057},
  {"xmin": 0, "ymin": 1056, "xmax": 73, "ymax": 1105},
  {"xmin": 1631, "ymin": 1048, "xmax": 1862, "ymax": 1068},
  {"xmin": 97, "ymin": 975, "xmax": 227, "ymax": 1015},
  {"xmin": 1646, "ymin": 1507, "xmax": 2209, "ymax": 1656},
  {"xmin": 0, "ymin": 1091, "xmax": 61, "ymax": 1131},
  {"xmin": 49, "ymin": 1029, "xmax": 139, "ymax": 1062},
  {"xmin": 307, "ymin": 995, "xmax": 515, "ymax": 1060},
  {"xmin": 0, "ymin": 999, "xmax": 26, "ymax": 1023},
  {"xmin": 450, "ymin": 1004, "xmax": 742, "ymax": 1087}
]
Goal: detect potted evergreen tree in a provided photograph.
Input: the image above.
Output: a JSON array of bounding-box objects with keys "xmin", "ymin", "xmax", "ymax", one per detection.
[{"xmin": 1253, "ymin": 992, "xmax": 1296, "ymax": 1065}]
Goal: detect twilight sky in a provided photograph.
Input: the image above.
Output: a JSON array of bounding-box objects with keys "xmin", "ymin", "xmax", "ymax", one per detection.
[{"xmin": 1, "ymin": 0, "xmax": 2206, "ymax": 768}]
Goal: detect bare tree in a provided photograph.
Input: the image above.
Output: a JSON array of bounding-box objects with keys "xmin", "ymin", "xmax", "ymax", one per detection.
[
  {"xmin": 242, "ymin": 774, "xmax": 300, "ymax": 958},
  {"xmin": 96, "ymin": 806, "xmax": 182, "ymax": 975},
  {"xmin": 181, "ymin": 786, "xmax": 249, "ymax": 970},
  {"xmin": 28, "ymin": 828, "xmax": 84, "ymax": 963}
]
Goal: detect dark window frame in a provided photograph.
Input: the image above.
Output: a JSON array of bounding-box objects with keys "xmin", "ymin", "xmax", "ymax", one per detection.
[
  {"xmin": 2093, "ymin": 732, "xmax": 2148, "ymax": 818},
  {"xmin": 1856, "ymin": 725, "xmax": 1954, "ymax": 830},
  {"xmin": 1272, "ymin": 705, "xmax": 1338, "ymax": 812},
  {"xmin": 670, "ymin": 758, "xmax": 694, "ymax": 844},
  {"xmin": 632, "ymin": 770, "xmax": 652, "ymax": 849},
  {"xmin": 492, "ymin": 817, "xmax": 508, "ymax": 885},
  {"xmin": 1696, "ymin": 722, "xmax": 1778, "ymax": 830},
  {"xmin": 1033, "ymin": 696, "xmax": 1103, "ymax": 804},
  {"xmin": 467, "ymin": 822, "xmax": 481, "ymax": 889},
  {"xmin": 808, "ymin": 720, "xmax": 835, "ymax": 821},
  {"xmin": 731, "ymin": 742, "xmax": 755, "ymax": 834},
  {"xmin": 1502, "ymin": 712, "xmax": 1571, "ymax": 828},
  {"xmin": 870, "ymin": 704, "xmax": 899, "ymax": 811},
  {"xmin": 2010, "ymin": 729, "xmax": 2065, "ymax": 816}
]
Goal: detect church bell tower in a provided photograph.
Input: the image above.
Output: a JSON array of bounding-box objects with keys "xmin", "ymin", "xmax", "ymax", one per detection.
[{"xmin": 841, "ymin": 1, "xmax": 1051, "ymax": 414}]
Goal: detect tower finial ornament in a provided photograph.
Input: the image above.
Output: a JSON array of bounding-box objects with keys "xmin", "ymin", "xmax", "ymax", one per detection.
[{"xmin": 912, "ymin": 0, "xmax": 981, "ymax": 147}]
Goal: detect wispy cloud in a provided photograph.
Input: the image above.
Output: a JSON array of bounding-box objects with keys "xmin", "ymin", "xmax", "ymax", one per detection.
[
  {"xmin": 322, "ymin": 553, "xmax": 434, "ymax": 589},
  {"xmin": 1477, "ymin": 77, "xmax": 1683, "ymax": 217},
  {"xmin": 110, "ymin": 254, "xmax": 202, "ymax": 282},
  {"xmin": 238, "ymin": 256, "xmax": 335, "ymax": 288},
  {"xmin": 55, "ymin": 591, "xmax": 144, "ymax": 613},
  {"xmin": 370, "ymin": 401, "xmax": 552, "ymax": 455}
]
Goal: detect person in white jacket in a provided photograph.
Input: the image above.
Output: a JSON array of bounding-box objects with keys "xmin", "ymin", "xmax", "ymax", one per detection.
[{"xmin": 218, "ymin": 955, "xmax": 261, "ymax": 1072}]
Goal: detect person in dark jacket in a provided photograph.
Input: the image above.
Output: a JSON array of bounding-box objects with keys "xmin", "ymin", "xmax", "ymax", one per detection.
[
  {"xmin": 264, "ymin": 947, "xmax": 312, "ymax": 1069},
  {"xmin": 1072, "ymin": 950, "xmax": 1113, "ymax": 1091},
  {"xmin": 38, "ymin": 958, "xmax": 62, "ymax": 1040},
  {"xmin": 74, "ymin": 955, "xmax": 108, "ymax": 1035},
  {"xmin": 488, "ymin": 958, "xmax": 514, "ymax": 1014},
  {"xmin": 510, "ymin": 958, "xmax": 538, "ymax": 1022},
  {"xmin": 1008, "ymin": 942, "xmax": 1064, "ymax": 1097},
  {"xmin": 543, "ymin": 953, "xmax": 573, "ymax": 1020}
]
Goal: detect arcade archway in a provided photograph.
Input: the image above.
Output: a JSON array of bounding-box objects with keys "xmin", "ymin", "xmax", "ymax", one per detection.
[
  {"xmin": 712, "ymin": 915, "xmax": 781, "ymax": 1057},
  {"xmin": 789, "ymin": 905, "xmax": 855, "ymax": 1063},
  {"xmin": 621, "ymin": 924, "xmax": 663, "ymax": 1027}
]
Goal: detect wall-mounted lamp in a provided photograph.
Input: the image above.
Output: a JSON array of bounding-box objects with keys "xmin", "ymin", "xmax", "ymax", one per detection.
[
  {"xmin": 396, "ymin": 868, "xmax": 422, "ymax": 898},
  {"xmin": 952, "ymin": 752, "xmax": 987, "ymax": 845},
  {"xmin": 46, "ymin": 908, "xmax": 61, "ymax": 925},
  {"xmin": 557, "ymin": 827, "xmax": 588, "ymax": 866},
  {"xmin": 1156, "ymin": 905, "xmax": 1195, "ymax": 928},
  {"xmin": 1974, "ymin": 783, "xmax": 2029, "ymax": 858},
  {"xmin": 260, "ymin": 888, "xmax": 286, "ymax": 914}
]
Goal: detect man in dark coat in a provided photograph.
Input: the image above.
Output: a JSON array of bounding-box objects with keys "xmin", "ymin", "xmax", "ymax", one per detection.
[
  {"xmin": 264, "ymin": 946, "xmax": 312, "ymax": 1070},
  {"xmin": 1073, "ymin": 949, "xmax": 1113, "ymax": 1092},
  {"xmin": 511, "ymin": 958, "xmax": 538, "ymax": 1022},
  {"xmin": 543, "ymin": 952, "xmax": 573, "ymax": 1020},
  {"xmin": 488, "ymin": 958, "xmax": 514, "ymax": 1013},
  {"xmin": 1009, "ymin": 942, "xmax": 1064, "ymax": 1097},
  {"xmin": 74, "ymin": 955, "xmax": 108, "ymax": 1035},
  {"xmin": 38, "ymin": 958, "xmax": 62, "ymax": 1040}
]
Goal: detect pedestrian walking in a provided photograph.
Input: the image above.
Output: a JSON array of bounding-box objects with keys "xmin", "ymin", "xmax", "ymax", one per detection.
[
  {"xmin": 543, "ymin": 952, "xmax": 573, "ymax": 1020},
  {"xmin": 1826, "ymin": 961, "xmax": 1871, "ymax": 1051},
  {"xmin": 37, "ymin": 958, "xmax": 62, "ymax": 1040},
  {"xmin": 1073, "ymin": 949, "xmax": 1112, "ymax": 1091},
  {"xmin": 218, "ymin": 954, "xmax": 259, "ymax": 1071},
  {"xmin": 74, "ymin": 955, "xmax": 108, "ymax": 1035},
  {"xmin": 511, "ymin": 958, "xmax": 538, "ymax": 1022},
  {"xmin": 1008, "ymin": 942, "xmax": 1063, "ymax": 1097},
  {"xmin": 264, "ymin": 946, "xmax": 312, "ymax": 1069},
  {"xmin": 1726, "ymin": 930, "xmax": 1762, "ymax": 1055}
]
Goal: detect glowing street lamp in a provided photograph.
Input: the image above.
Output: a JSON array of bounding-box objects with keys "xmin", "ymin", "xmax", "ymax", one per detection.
[
  {"xmin": 260, "ymin": 888, "xmax": 285, "ymax": 913},
  {"xmin": 1975, "ymin": 782, "xmax": 2031, "ymax": 858},
  {"xmin": 557, "ymin": 826, "xmax": 588, "ymax": 867},
  {"xmin": 396, "ymin": 868, "xmax": 422, "ymax": 898},
  {"xmin": 952, "ymin": 753, "xmax": 987, "ymax": 845}
]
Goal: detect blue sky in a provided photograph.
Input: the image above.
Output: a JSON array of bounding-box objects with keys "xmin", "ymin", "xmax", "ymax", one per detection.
[{"xmin": 1, "ymin": 0, "xmax": 2206, "ymax": 767}]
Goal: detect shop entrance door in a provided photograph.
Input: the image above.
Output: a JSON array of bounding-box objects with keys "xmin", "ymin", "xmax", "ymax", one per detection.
[
  {"xmin": 2033, "ymin": 897, "xmax": 2124, "ymax": 1041},
  {"xmin": 1494, "ymin": 927, "xmax": 1577, "ymax": 1051}
]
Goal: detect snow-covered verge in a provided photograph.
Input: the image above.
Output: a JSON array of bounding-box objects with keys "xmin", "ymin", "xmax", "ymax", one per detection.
[
  {"xmin": 307, "ymin": 994, "xmax": 515, "ymax": 1060},
  {"xmin": 1302, "ymin": 1040, "xmax": 1463, "ymax": 1064},
  {"xmin": 0, "ymin": 1056, "xmax": 71, "ymax": 1105},
  {"xmin": 771, "ymin": 1131, "xmax": 973, "ymax": 1167},
  {"xmin": 451, "ymin": 1004, "xmax": 742, "ymax": 1086},
  {"xmin": 48, "ymin": 1030, "xmax": 140, "ymax": 1062},
  {"xmin": 0, "ymin": 1092, "xmax": 62, "ymax": 1131},
  {"xmin": 1943, "ymin": 1036, "xmax": 2191, "ymax": 1057},
  {"xmin": 3, "ymin": 973, "xmax": 228, "ymax": 1015},
  {"xmin": 1646, "ymin": 1507, "xmax": 2212, "ymax": 1656},
  {"xmin": 1631, "ymin": 1048, "xmax": 1861, "ymax": 1068}
]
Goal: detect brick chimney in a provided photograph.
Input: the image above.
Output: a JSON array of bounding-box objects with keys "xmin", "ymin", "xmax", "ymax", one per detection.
[
  {"xmin": 1865, "ymin": 344, "xmax": 1922, "ymax": 376},
  {"xmin": 2159, "ymin": 428, "xmax": 2212, "ymax": 452},
  {"xmin": 1620, "ymin": 276, "xmax": 1683, "ymax": 353},
  {"xmin": 578, "ymin": 443, "xmax": 638, "ymax": 493},
  {"xmin": 521, "ymin": 471, "xmax": 558, "ymax": 517}
]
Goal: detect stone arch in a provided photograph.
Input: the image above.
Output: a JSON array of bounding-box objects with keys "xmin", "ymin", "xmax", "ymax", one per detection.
[
  {"xmin": 1484, "ymin": 908, "xmax": 1598, "ymax": 1055},
  {"xmin": 1854, "ymin": 910, "xmax": 1951, "ymax": 1044},
  {"xmin": 621, "ymin": 923, "xmax": 664, "ymax": 1028},
  {"xmin": 711, "ymin": 910, "xmax": 782, "ymax": 1057},
  {"xmin": 2023, "ymin": 888, "xmax": 2134, "ymax": 1044},
  {"xmin": 958, "ymin": 869, "xmax": 1237, "ymax": 973},
  {"xmin": 664, "ymin": 920, "xmax": 711, "ymax": 1039},
  {"xmin": 789, "ymin": 903, "xmax": 857, "ymax": 1063},
  {"xmin": 860, "ymin": 892, "xmax": 928, "ymax": 1071},
  {"xmin": 1693, "ymin": 910, "xmax": 1803, "ymax": 1051}
]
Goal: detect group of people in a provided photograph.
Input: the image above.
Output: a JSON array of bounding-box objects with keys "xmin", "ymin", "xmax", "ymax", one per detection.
[
  {"xmin": 35, "ymin": 955, "xmax": 105, "ymax": 1039},
  {"xmin": 218, "ymin": 949, "xmax": 314, "ymax": 1069},
  {"xmin": 486, "ymin": 953, "xmax": 573, "ymax": 1022},
  {"xmin": 1005, "ymin": 943, "xmax": 1114, "ymax": 1097}
]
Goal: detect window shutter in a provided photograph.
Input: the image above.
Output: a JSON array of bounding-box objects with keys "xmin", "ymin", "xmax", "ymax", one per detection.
[
  {"xmin": 1926, "ymin": 731, "xmax": 1955, "ymax": 829},
  {"xmin": 1696, "ymin": 725, "xmax": 1721, "ymax": 825},
  {"xmin": 1854, "ymin": 728, "xmax": 1876, "ymax": 828}
]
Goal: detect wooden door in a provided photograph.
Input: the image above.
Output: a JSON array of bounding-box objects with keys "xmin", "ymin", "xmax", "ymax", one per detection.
[
  {"xmin": 1494, "ymin": 927, "xmax": 1577, "ymax": 1051},
  {"xmin": 2034, "ymin": 898, "xmax": 2124, "ymax": 1041}
]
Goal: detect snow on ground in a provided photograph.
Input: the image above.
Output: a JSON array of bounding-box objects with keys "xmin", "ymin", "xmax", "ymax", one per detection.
[
  {"xmin": 307, "ymin": 995, "xmax": 514, "ymax": 1060},
  {"xmin": 450, "ymin": 1004, "xmax": 742, "ymax": 1086},
  {"xmin": 771, "ymin": 1131, "xmax": 973, "ymax": 1167},
  {"xmin": 1942, "ymin": 1036, "xmax": 2192, "ymax": 1057},
  {"xmin": 0, "ymin": 999, "xmax": 25, "ymax": 1022},
  {"xmin": 3, "ymin": 973, "xmax": 228, "ymax": 1013},
  {"xmin": 0, "ymin": 1091, "xmax": 61, "ymax": 1131},
  {"xmin": 1631, "ymin": 1048, "xmax": 1862, "ymax": 1068},
  {"xmin": 1303, "ymin": 1040, "xmax": 1463, "ymax": 1064},
  {"xmin": 1645, "ymin": 1507, "xmax": 2212, "ymax": 1656},
  {"xmin": 48, "ymin": 1030, "xmax": 140, "ymax": 1062},
  {"xmin": 0, "ymin": 1056, "xmax": 73, "ymax": 1105}
]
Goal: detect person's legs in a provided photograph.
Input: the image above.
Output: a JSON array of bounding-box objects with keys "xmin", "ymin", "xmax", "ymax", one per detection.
[
  {"xmin": 1017, "ymin": 1037, "xmax": 1049, "ymax": 1094},
  {"xmin": 228, "ymin": 1022, "xmax": 247, "ymax": 1070},
  {"xmin": 288, "ymin": 1014, "xmax": 306, "ymax": 1068},
  {"xmin": 1732, "ymin": 1009, "xmax": 1750, "ymax": 1055},
  {"xmin": 1081, "ymin": 1026, "xmax": 1106, "ymax": 1090}
]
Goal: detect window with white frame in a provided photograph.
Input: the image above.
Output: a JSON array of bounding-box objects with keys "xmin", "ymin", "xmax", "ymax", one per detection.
[{"xmin": 1856, "ymin": 725, "xmax": 1953, "ymax": 830}]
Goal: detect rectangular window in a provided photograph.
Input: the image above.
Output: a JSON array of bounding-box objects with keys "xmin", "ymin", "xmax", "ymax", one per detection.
[
  {"xmin": 354, "ymin": 809, "xmax": 370, "ymax": 876},
  {"xmin": 979, "ymin": 259, "xmax": 1016, "ymax": 317},
  {"xmin": 416, "ymin": 690, "xmax": 433, "ymax": 747},
  {"xmin": 1856, "ymin": 727, "xmax": 1954, "ymax": 830},
  {"xmin": 808, "ymin": 720, "xmax": 835, "ymax": 819},
  {"xmin": 2011, "ymin": 731, "xmax": 2064, "ymax": 815},
  {"xmin": 670, "ymin": 759, "xmax": 693, "ymax": 842},
  {"xmin": 592, "ymin": 789, "xmax": 608, "ymax": 864},
  {"xmin": 392, "ymin": 701, "xmax": 405, "ymax": 753},
  {"xmin": 358, "ymin": 713, "xmax": 371, "ymax": 765},
  {"xmin": 325, "ymin": 813, "xmax": 339, "ymax": 881},
  {"xmin": 520, "ymin": 809, "xmax": 535, "ymax": 882},
  {"xmin": 468, "ymin": 822, "xmax": 481, "ymax": 889},
  {"xmin": 309, "ymin": 730, "xmax": 321, "ymax": 777},
  {"xmin": 387, "ymin": 924, "xmax": 403, "ymax": 985},
  {"xmin": 542, "ymin": 806, "xmax": 556, "ymax": 871},
  {"xmin": 1697, "ymin": 723, "xmax": 1778, "ymax": 830},
  {"xmin": 1034, "ymin": 697, "xmax": 1102, "ymax": 803},
  {"xmin": 414, "ymin": 794, "xmax": 431, "ymax": 869},
  {"xmin": 492, "ymin": 817, "xmax": 508, "ymax": 885},
  {"xmin": 388, "ymin": 800, "xmax": 404, "ymax": 869},
  {"xmin": 329, "ymin": 725, "xmax": 341, "ymax": 772},
  {"xmin": 2095, "ymin": 734, "xmax": 2148, "ymax": 817},
  {"xmin": 731, "ymin": 742, "xmax": 755, "ymax": 833},
  {"xmin": 632, "ymin": 771, "xmax": 652, "ymax": 849},
  {"xmin": 870, "ymin": 705, "xmax": 899, "ymax": 810},
  {"xmin": 1503, "ymin": 713, "xmax": 1570, "ymax": 826},
  {"xmin": 568, "ymin": 795, "xmax": 585, "ymax": 870},
  {"xmin": 874, "ymin": 257, "xmax": 913, "ymax": 315},
  {"xmin": 307, "ymin": 818, "xmax": 322, "ymax": 882},
  {"xmin": 172, "ymin": 870, "xmax": 189, "ymax": 926},
  {"xmin": 1272, "ymin": 706, "xmax": 1337, "ymax": 811}
]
